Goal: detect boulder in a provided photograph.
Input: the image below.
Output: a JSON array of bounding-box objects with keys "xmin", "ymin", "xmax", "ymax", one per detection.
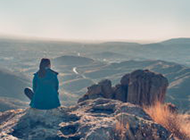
[
  {"xmin": 125, "ymin": 70, "xmax": 168, "ymax": 106},
  {"xmin": 78, "ymin": 79, "xmax": 114, "ymax": 102},
  {"xmin": 113, "ymin": 84, "xmax": 128, "ymax": 102},
  {"xmin": 98, "ymin": 79, "xmax": 113, "ymax": 98}
]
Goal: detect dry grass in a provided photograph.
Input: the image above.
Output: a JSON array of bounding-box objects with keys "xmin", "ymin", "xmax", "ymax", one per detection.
[
  {"xmin": 144, "ymin": 102, "xmax": 190, "ymax": 140},
  {"xmin": 114, "ymin": 120, "xmax": 136, "ymax": 140},
  {"xmin": 114, "ymin": 116, "xmax": 164, "ymax": 140},
  {"xmin": 115, "ymin": 120, "xmax": 126, "ymax": 140}
]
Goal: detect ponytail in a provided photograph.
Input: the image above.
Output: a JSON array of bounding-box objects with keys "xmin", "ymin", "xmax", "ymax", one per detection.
[{"xmin": 38, "ymin": 58, "xmax": 51, "ymax": 78}]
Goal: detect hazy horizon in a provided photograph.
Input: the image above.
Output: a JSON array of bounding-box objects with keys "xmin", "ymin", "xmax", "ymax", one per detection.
[
  {"xmin": 0, "ymin": 0, "xmax": 190, "ymax": 42},
  {"xmin": 1, "ymin": 34, "xmax": 190, "ymax": 44}
]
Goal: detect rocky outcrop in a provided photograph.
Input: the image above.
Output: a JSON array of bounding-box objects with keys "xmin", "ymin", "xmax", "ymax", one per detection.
[
  {"xmin": 0, "ymin": 98, "xmax": 174, "ymax": 140},
  {"xmin": 0, "ymin": 69, "xmax": 173, "ymax": 140},
  {"xmin": 124, "ymin": 70, "xmax": 168, "ymax": 106},
  {"xmin": 78, "ymin": 79, "xmax": 114, "ymax": 103},
  {"xmin": 79, "ymin": 70, "xmax": 169, "ymax": 106}
]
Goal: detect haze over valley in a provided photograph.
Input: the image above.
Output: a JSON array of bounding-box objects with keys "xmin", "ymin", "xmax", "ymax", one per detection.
[{"xmin": 0, "ymin": 37, "xmax": 190, "ymax": 112}]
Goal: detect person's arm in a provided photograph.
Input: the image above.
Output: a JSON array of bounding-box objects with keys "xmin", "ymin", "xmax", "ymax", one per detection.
[
  {"xmin": 55, "ymin": 75, "xmax": 59, "ymax": 93},
  {"xmin": 32, "ymin": 74, "xmax": 37, "ymax": 93}
]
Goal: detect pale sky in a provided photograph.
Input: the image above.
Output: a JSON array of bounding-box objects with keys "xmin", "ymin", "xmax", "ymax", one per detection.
[{"xmin": 0, "ymin": 0, "xmax": 189, "ymax": 42}]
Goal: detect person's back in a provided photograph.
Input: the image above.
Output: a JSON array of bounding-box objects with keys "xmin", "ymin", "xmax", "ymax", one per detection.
[{"xmin": 24, "ymin": 58, "xmax": 61, "ymax": 110}]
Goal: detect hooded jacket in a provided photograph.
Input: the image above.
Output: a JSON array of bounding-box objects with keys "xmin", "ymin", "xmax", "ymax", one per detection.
[{"xmin": 29, "ymin": 68, "xmax": 61, "ymax": 109}]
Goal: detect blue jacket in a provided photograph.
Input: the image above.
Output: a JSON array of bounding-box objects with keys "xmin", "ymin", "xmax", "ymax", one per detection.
[{"xmin": 30, "ymin": 68, "xmax": 61, "ymax": 109}]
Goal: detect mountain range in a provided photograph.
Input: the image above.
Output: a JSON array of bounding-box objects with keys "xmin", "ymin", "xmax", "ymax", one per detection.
[{"xmin": 0, "ymin": 37, "xmax": 190, "ymax": 112}]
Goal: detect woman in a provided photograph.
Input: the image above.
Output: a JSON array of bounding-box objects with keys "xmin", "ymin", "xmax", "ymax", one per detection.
[{"xmin": 24, "ymin": 58, "xmax": 61, "ymax": 110}]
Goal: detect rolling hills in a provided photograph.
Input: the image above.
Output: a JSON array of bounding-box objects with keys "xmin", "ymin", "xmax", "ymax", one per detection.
[{"xmin": 0, "ymin": 37, "xmax": 190, "ymax": 112}]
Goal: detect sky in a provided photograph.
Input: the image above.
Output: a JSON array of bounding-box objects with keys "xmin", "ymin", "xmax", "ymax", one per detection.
[{"xmin": 0, "ymin": 0, "xmax": 190, "ymax": 42}]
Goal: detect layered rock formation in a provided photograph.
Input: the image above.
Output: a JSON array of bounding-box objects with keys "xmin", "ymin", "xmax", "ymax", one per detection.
[
  {"xmin": 79, "ymin": 70, "xmax": 169, "ymax": 106},
  {"xmin": 0, "ymin": 98, "xmax": 174, "ymax": 140}
]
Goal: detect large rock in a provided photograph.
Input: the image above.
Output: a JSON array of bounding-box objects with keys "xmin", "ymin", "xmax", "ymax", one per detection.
[
  {"xmin": 0, "ymin": 98, "xmax": 174, "ymax": 140},
  {"xmin": 78, "ymin": 79, "xmax": 114, "ymax": 102},
  {"xmin": 113, "ymin": 84, "xmax": 128, "ymax": 102},
  {"xmin": 125, "ymin": 70, "xmax": 168, "ymax": 106},
  {"xmin": 78, "ymin": 69, "xmax": 169, "ymax": 106}
]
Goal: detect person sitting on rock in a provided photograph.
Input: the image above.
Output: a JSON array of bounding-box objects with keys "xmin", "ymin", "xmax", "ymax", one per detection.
[{"xmin": 24, "ymin": 58, "xmax": 61, "ymax": 110}]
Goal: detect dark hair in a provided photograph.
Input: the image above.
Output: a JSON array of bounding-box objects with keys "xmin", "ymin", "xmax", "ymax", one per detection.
[{"xmin": 38, "ymin": 58, "xmax": 51, "ymax": 78}]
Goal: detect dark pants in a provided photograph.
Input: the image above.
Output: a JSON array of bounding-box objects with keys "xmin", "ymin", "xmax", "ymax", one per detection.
[{"xmin": 24, "ymin": 88, "xmax": 34, "ymax": 100}]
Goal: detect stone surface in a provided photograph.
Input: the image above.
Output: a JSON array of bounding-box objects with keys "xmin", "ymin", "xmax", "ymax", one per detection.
[{"xmin": 0, "ymin": 98, "xmax": 174, "ymax": 140}]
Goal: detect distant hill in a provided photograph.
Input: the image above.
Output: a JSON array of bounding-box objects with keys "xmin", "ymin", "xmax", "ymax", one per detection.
[
  {"xmin": 161, "ymin": 38, "xmax": 190, "ymax": 45},
  {"xmin": 0, "ymin": 97, "xmax": 27, "ymax": 112},
  {"xmin": 57, "ymin": 59, "xmax": 190, "ymax": 111},
  {"xmin": 53, "ymin": 55, "xmax": 95, "ymax": 66},
  {"xmin": 0, "ymin": 37, "xmax": 190, "ymax": 112},
  {"xmin": 92, "ymin": 38, "xmax": 190, "ymax": 66},
  {"xmin": 90, "ymin": 51, "xmax": 128, "ymax": 62},
  {"xmin": 0, "ymin": 68, "xmax": 30, "ymax": 100},
  {"xmin": 100, "ymin": 41, "xmax": 140, "ymax": 46},
  {"xmin": 1, "ymin": 37, "xmax": 190, "ymax": 66}
]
